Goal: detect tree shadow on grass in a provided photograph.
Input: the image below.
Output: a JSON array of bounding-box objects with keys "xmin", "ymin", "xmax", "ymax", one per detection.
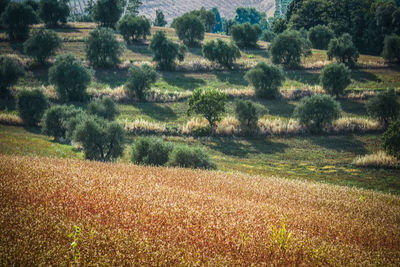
[
  {"xmin": 310, "ymin": 135, "xmax": 368, "ymax": 154},
  {"xmin": 216, "ymin": 70, "xmax": 248, "ymax": 87},
  {"xmin": 126, "ymin": 43, "xmax": 153, "ymax": 57},
  {"xmin": 351, "ymin": 70, "xmax": 381, "ymax": 83},
  {"xmin": 94, "ymin": 68, "xmax": 128, "ymax": 88},
  {"xmin": 160, "ymin": 72, "xmax": 206, "ymax": 91},
  {"xmin": 0, "ymin": 99, "xmax": 16, "ymax": 111},
  {"xmin": 261, "ymin": 99, "xmax": 296, "ymax": 118},
  {"xmin": 339, "ymin": 99, "xmax": 366, "ymax": 116},
  {"xmin": 132, "ymin": 102, "xmax": 177, "ymax": 122},
  {"xmin": 285, "ymin": 70, "xmax": 320, "ymax": 86}
]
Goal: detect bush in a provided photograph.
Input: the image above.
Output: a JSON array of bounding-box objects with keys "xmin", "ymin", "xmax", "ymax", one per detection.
[
  {"xmin": 327, "ymin": 33, "xmax": 359, "ymax": 67},
  {"xmin": 87, "ymin": 97, "xmax": 119, "ymax": 120},
  {"xmin": 41, "ymin": 105, "xmax": 83, "ymax": 140},
  {"xmin": 293, "ymin": 94, "xmax": 342, "ymax": 133},
  {"xmin": 93, "ymin": 0, "xmax": 123, "ymax": 28},
  {"xmin": 73, "ymin": 116, "xmax": 125, "ymax": 161},
  {"xmin": 234, "ymin": 99, "xmax": 259, "ymax": 134},
  {"xmin": 126, "ymin": 64, "xmax": 158, "ymax": 100},
  {"xmin": 117, "ymin": 15, "xmax": 151, "ymax": 43},
  {"xmin": 49, "ymin": 54, "xmax": 91, "ymax": 102},
  {"xmin": 269, "ymin": 30, "xmax": 312, "ymax": 68},
  {"xmin": 383, "ymin": 120, "xmax": 400, "ymax": 159},
  {"xmin": 172, "ymin": 13, "xmax": 205, "ymax": 47},
  {"xmin": 23, "ymin": 29, "xmax": 61, "ymax": 64},
  {"xmin": 23, "ymin": 0, "xmax": 38, "ymax": 12},
  {"xmin": 366, "ymin": 89, "xmax": 400, "ymax": 127},
  {"xmin": 308, "ymin": 25, "xmax": 334, "ymax": 50},
  {"xmin": 153, "ymin": 9, "xmax": 167, "ymax": 27},
  {"xmin": 149, "ymin": 30, "xmax": 187, "ymax": 70},
  {"xmin": 0, "ymin": 56, "xmax": 25, "ymax": 98},
  {"xmin": 38, "ymin": 0, "xmax": 69, "ymax": 27},
  {"xmin": 187, "ymin": 88, "xmax": 227, "ymax": 127},
  {"xmin": 261, "ymin": 30, "xmax": 276, "ymax": 42},
  {"xmin": 85, "ymin": 27, "xmax": 124, "ymax": 67},
  {"xmin": 168, "ymin": 145, "xmax": 216, "ymax": 169},
  {"xmin": 130, "ymin": 137, "xmax": 172, "ymax": 166},
  {"xmin": 1, "ymin": 2, "xmax": 38, "ymax": 41},
  {"xmin": 245, "ymin": 62, "xmax": 285, "ymax": 99},
  {"xmin": 382, "ymin": 35, "xmax": 400, "ymax": 63},
  {"xmin": 230, "ymin": 23, "xmax": 261, "ymax": 48},
  {"xmin": 320, "ymin": 63, "xmax": 351, "ymax": 97},
  {"xmin": 202, "ymin": 39, "xmax": 240, "ymax": 69},
  {"xmin": 16, "ymin": 88, "xmax": 48, "ymax": 126}
]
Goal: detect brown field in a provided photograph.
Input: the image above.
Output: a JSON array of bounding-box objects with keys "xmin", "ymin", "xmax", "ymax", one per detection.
[{"xmin": 1, "ymin": 155, "xmax": 399, "ymax": 265}]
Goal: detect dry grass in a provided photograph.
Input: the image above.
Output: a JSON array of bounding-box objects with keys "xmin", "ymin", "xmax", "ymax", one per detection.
[
  {"xmin": 0, "ymin": 155, "xmax": 399, "ymax": 265},
  {"xmin": 257, "ymin": 118, "xmax": 304, "ymax": 136},
  {"xmin": 353, "ymin": 151, "xmax": 400, "ymax": 168},
  {"xmin": 124, "ymin": 119, "xmax": 168, "ymax": 135},
  {"xmin": 0, "ymin": 113, "xmax": 23, "ymax": 126},
  {"xmin": 327, "ymin": 117, "xmax": 382, "ymax": 134}
]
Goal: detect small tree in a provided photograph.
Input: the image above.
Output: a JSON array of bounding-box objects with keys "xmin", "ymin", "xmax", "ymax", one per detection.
[
  {"xmin": 234, "ymin": 99, "xmax": 259, "ymax": 134},
  {"xmin": 202, "ymin": 39, "xmax": 241, "ymax": 69},
  {"xmin": 293, "ymin": 94, "xmax": 342, "ymax": 133},
  {"xmin": 149, "ymin": 30, "xmax": 186, "ymax": 70},
  {"xmin": 188, "ymin": 7, "xmax": 216, "ymax": 33},
  {"xmin": 93, "ymin": 0, "xmax": 123, "ymax": 28},
  {"xmin": 383, "ymin": 120, "xmax": 400, "ymax": 159},
  {"xmin": 49, "ymin": 54, "xmax": 91, "ymax": 102},
  {"xmin": 168, "ymin": 145, "xmax": 216, "ymax": 169},
  {"xmin": 308, "ymin": 25, "xmax": 334, "ymax": 50},
  {"xmin": 230, "ymin": 22, "xmax": 261, "ymax": 48},
  {"xmin": 1, "ymin": 2, "xmax": 38, "ymax": 41},
  {"xmin": 73, "ymin": 117, "xmax": 125, "ymax": 161},
  {"xmin": 38, "ymin": 0, "xmax": 69, "ymax": 27},
  {"xmin": 327, "ymin": 33, "xmax": 359, "ymax": 67},
  {"xmin": 153, "ymin": 9, "xmax": 167, "ymax": 27},
  {"xmin": 366, "ymin": 89, "xmax": 400, "ymax": 127},
  {"xmin": 87, "ymin": 97, "xmax": 119, "ymax": 120},
  {"xmin": 320, "ymin": 63, "xmax": 351, "ymax": 97},
  {"xmin": 85, "ymin": 27, "xmax": 124, "ymax": 67},
  {"xmin": 382, "ymin": 35, "xmax": 400, "ymax": 63},
  {"xmin": 269, "ymin": 30, "xmax": 312, "ymax": 68},
  {"xmin": 117, "ymin": 15, "xmax": 151, "ymax": 43},
  {"xmin": 172, "ymin": 13, "xmax": 205, "ymax": 47},
  {"xmin": 16, "ymin": 88, "xmax": 48, "ymax": 126},
  {"xmin": 0, "ymin": 56, "xmax": 25, "ymax": 98},
  {"xmin": 245, "ymin": 62, "xmax": 285, "ymax": 99},
  {"xmin": 23, "ymin": 0, "xmax": 38, "ymax": 12},
  {"xmin": 187, "ymin": 88, "xmax": 227, "ymax": 127},
  {"xmin": 131, "ymin": 137, "xmax": 172, "ymax": 166},
  {"xmin": 261, "ymin": 30, "xmax": 276, "ymax": 42},
  {"xmin": 126, "ymin": 64, "xmax": 158, "ymax": 100},
  {"xmin": 23, "ymin": 29, "xmax": 61, "ymax": 65}
]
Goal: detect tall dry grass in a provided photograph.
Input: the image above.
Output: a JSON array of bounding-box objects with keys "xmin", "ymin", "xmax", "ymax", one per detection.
[
  {"xmin": 353, "ymin": 151, "xmax": 400, "ymax": 168},
  {"xmin": 0, "ymin": 113, "xmax": 23, "ymax": 126},
  {"xmin": 0, "ymin": 155, "xmax": 399, "ymax": 265}
]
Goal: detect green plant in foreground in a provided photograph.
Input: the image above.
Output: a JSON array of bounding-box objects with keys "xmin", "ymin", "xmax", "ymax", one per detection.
[
  {"xmin": 270, "ymin": 221, "xmax": 292, "ymax": 250},
  {"xmin": 68, "ymin": 225, "xmax": 81, "ymax": 264}
]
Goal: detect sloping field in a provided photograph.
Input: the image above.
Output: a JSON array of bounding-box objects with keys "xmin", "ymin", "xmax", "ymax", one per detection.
[{"xmin": 0, "ymin": 155, "xmax": 399, "ymax": 265}]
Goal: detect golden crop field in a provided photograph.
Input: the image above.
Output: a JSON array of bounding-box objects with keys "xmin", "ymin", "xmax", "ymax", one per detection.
[{"xmin": 1, "ymin": 154, "xmax": 399, "ymax": 265}]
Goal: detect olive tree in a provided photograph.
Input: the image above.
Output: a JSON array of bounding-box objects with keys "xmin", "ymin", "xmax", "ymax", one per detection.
[
  {"xmin": 308, "ymin": 25, "xmax": 334, "ymax": 50},
  {"xmin": 383, "ymin": 120, "xmax": 400, "ymax": 159},
  {"xmin": 126, "ymin": 64, "xmax": 158, "ymax": 100},
  {"xmin": 366, "ymin": 89, "xmax": 400, "ymax": 127},
  {"xmin": 231, "ymin": 23, "xmax": 261, "ymax": 48},
  {"xmin": 93, "ymin": 0, "xmax": 123, "ymax": 28},
  {"xmin": 234, "ymin": 99, "xmax": 260, "ymax": 134},
  {"xmin": 172, "ymin": 13, "xmax": 205, "ymax": 46},
  {"xmin": 117, "ymin": 15, "xmax": 151, "ymax": 43},
  {"xmin": 320, "ymin": 63, "xmax": 351, "ymax": 97},
  {"xmin": 0, "ymin": 56, "xmax": 25, "ymax": 98},
  {"xmin": 38, "ymin": 0, "xmax": 69, "ymax": 27},
  {"xmin": 327, "ymin": 33, "xmax": 359, "ymax": 67},
  {"xmin": 153, "ymin": 9, "xmax": 167, "ymax": 27},
  {"xmin": 23, "ymin": 29, "xmax": 61, "ymax": 64},
  {"xmin": 87, "ymin": 97, "xmax": 119, "ymax": 120},
  {"xmin": 16, "ymin": 88, "xmax": 48, "ymax": 126},
  {"xmin": 382, "ymin": 35, "xmax": 400, "ymax": 63},
  {"xmin": 202, "ymin": 39, "xmax": 240, "ymax": 69},
  {"xmin": 1, "ymin": 2, "xmax": 38, "ymax": 41}
]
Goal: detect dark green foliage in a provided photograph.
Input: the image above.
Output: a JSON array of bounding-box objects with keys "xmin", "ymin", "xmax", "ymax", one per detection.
[
  {"xmin": 16, "ymin": 88, "xmax": 48, "ymax": 126},
  {"xmin": 382, "ymin": 35, "xmax": 400, "ymax": 63},
  {"xmin": 223, "ymin": 19, "xmax": 235, "ymax": 35},
  {"xmin": 153, "ymin": 9, "xmax": 167, "ymax": 27},
  {"xmin": 130, "ymin": 137, "xmax": 172, "ymax": 166},
  {"xmin": 393, "ymin": 9, "xmax": 400, "ymax": 34},
  {"xmin": 187, "ymin": 88, "xmax": 227, "ymax": 127},
  {"xmin": 234, "ymin": 99, "xmax": 259, "ymax": 134},
  {"xmin": 38, "ymin": 0, "xmax": 69, "ymax": 27},
  {"xmin": 23, "ymin": 29, "xmax": 61, "ymax": 64},
  {"xmin": 188, "ymin": 7, "xmax": 216, "ymax": 32},
  {"xmin": 1, "ymin": 2, "xmax": 38, "ymax": 41},
  {"xmin": 172, "ymin": 13, "xmax": 205, "ymax": 46},
  {"xmin": 261, "ymin": 30, "xmax": 276, "ymax": 42},
  {"xmin": 87, "ymin": 97, "xmax": 119, "ymax": 120},
  {"xmin": 125, "ymin": 0, "xmax": 142, "ymax": 16},
  {"xmin": 168, "ymin": 145, "xmax": 216, "ymax": 169},
  {"xmin": 230, "ymin": 23, "xmax": 261, "ymax": 48},
  {"xmin": 73, "ymin": 116, "xmax": 125, "ymax": 161},
  {"xmin": 85, "ymin": 27, "xmax": 124, "ymax": 67},
  {"xmin": 366, "ymin": 89, "xmax": 400, "ymax": 127},
  {"xmin": 93, "ymin": 0, "xmax": 123, "ymax": 28},
  {"xmin": 49, "ymin": 54, "xmax": 91, "ymax": 102},
  {"xmin": 149, "ymin": 30, "xmax": 186, "ymax": 70},
  {"xmin": 308, "ymin": 25, "xmax": 334, "ymax": 50},
  {"xmin": 191, "ymin": 125, "xmax": 212, "ymax": 137},
  {"xmin": 327, "ymin": 33, "xmax": 359, "ymax": 67},
  {"xmin": 211, "ymin": 7, "xmax": 223, "ymax": 33},
  {"xmin": 202, "ymin": 39, "xmax": 241, "ymax": 69},
  {"xmin": 117, "ymin": 15, "xmax": 150, "ymax": 43},
  {"xmin": 0, "ymin": 0, "xmax": 10, "ymax": 15},
  {"xmin": 0, "ymin": 56, "xmax": 24, "ymax": 98},
  {"xmin": 126, "ymin": 64, "xmax": 158, "ymax": 100},
  {"xmin": 288, "ymin": 0, "xmax": 326, "ymax": 30},
  {"xmin": 272, "ymin": 18, "xmax": 286, "ymax": 34},
  {"xmin": 320, "ymin": 63, "xmax": 351, "ymax": 97},
  {"xmin": 24, "ymin": 0, "xmax": 39, "ymax": 11},
  {"xmin": 383, "ymin": 120, "xmax": 400, "ymax": 159},
  {"xmin": 234, "ymin": 7, "xmax": 264, "ymax": 25},
  {"xmin": 269, "ymin": 30, "xmax": 312, "ymax": 68},
  {"xmin": 245, "ymin": 62, "xmax": 285, "ymax": 99}
]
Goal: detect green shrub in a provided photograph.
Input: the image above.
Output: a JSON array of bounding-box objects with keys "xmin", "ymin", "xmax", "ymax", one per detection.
[
  {"xmin": 261, "ymin": 30, "xmax": 276, "ymax": 42},
  {"xmin": 366, "ymin": 89, "xmax": 400, "ymax": 127},
  {"xmin": 320, "ymin": 63, "xmax": 351, "ymax": 97},
  {"xmin": 293, "ymin": 94, "xmax": 342, "ymax": 133},
  {"xmin": 126, "ymin": 64, "xmax": 158, "ymax": 100},
  {"xmin": 85, "ymin": 27, "xmax": 124, "ymax": 67},
  {"xmin": 383, "ymin": 120, "xmax": 400, "ymax": 159},
  {"xmin": 130, "ymin": 137, "xmax": 172, "ymax": 166},
  {"xmin": 38, "ymin": 0, "xmax": 69, "ymax": 27},
  {"xmin": 308, "ymin": 25, "xmax": 334, "ymax": 50},
  {"xmin": 327, "ymin": 33, "xmax": 359, "ymax": 68},
  {"xmin": 188, "ymin": 7, "xmax": 216, "ymax": 33},
  {"xmin": 245, "ymin": 62, "xmax": 285, "ymax": 99},
  {"xmin": 16, "ymin": 88, "xmax": 48, "ymax": 126},
  {"xmin": 24, "ymin": 0, "xmax": 38, "ymax": 11},
  {"xmin": 117, "ymin": 15, "xmax": 151, "ymax": 43},
  {"xmin": 234, "ymin": 99, "xmax": 260, "ymax": 134},
  {"xmin": 0, "ymin": 56, "xmax": 25, "ymax": 98},
  {"xmin": 87, "ymin": 97, "xmax": 119, "ymax": 120},
  {"xmin": 230, "ymin": 22, "xmax": 261, "ymax": 48},
  {"xmin": 1, "ymin": 2, "xmax": 38, "ymax": 41},
  {"xmin": 153, "ymin": 9, "xmax": 167, "ymax": 27},
  {"xmin": 93, "ymin": 0, "xmax": 123, "ymax": 28},
  {"xmin": 168, "ymin": 145, "xmax": 216, "ymax": 169},
  {"xmin": 23, "ymin": 29, "xmax": 61, "ymax": 64},
  {"xmin": 41, "ymin": 105, "xmax": 83, "ymax": 140},
  {"xmin": 202, "ymin": 39, "xmax": 240, "ymax": 69},
  {"xmin": 187, "ymin": 88, "xmax": 227, "ymax": 127},
  {"xmin": 382, "ymin": 35, "xmax": 400, "ymax": 63},
  {"xmin": 49, "ymin": 54, "xmax": 91, "ymax": 102},
  {"xmin": 172, "ymin": 13, "xmax": 205, "ymax": 46}
]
